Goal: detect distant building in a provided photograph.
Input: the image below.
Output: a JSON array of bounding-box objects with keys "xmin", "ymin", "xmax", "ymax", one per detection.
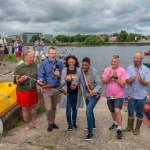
[
  {"xmin": 138, "ymin": 38, "xmax": 150, "ymax": 43},
  {"xmin": 43, "ymin": 34, "xmax": 53, "ymax": 41},
  {"xmin": 109, "ymin": 36, "xmax": 118, "ymax": 43},
  {"xmin": 21, "ymin": 32, "xmax": 43, "ymax": 43}
]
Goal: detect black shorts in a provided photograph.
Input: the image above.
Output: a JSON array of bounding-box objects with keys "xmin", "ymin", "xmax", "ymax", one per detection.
[{"xmin": 107, "ymin": 98, "xmax": 123, "ymax": 113}]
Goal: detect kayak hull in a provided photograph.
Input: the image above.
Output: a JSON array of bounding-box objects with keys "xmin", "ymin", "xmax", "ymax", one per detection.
[{"xmin": 0, "ymin": 82, "xmax": 17, "ymax": 117}]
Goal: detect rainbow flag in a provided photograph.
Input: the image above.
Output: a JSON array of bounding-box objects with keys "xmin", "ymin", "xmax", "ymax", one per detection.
[
  {"xmin": 106, "ymin": 95, "xmax": 116, "ymax": 100},
  {"xmin": 81, "ymin": 69, "xmax": 92, "ymax": 93},
  {"xmin": 13, "ymin": 75, "xmax": 21, "ymax": 85},
  {"xmin": 58, "ymin": 88, "xmax": 68, "ymax": 95},
  {"xmin": 41, "ymin": 85, "xmax": 68, "ymax": 95},
  {"xmin": 147, "ymin": 94, "xmax": 150, "ymax": 99},
  {"xmin": 41, "ymin": 85, "xmax": 51, "ymax": 89}
]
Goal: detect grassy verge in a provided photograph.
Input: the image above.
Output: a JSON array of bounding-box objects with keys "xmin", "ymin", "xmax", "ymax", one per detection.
[
  {"xmin": 44, "ymin": 144, "xmax": 56, "ymax": 150},
  {"xmin": 5, "ymin": 54, "xmax": 24, "ymax": 61},
  {"xmin": 13, "ymin": 120, "xmax": 24, "ymax": 128},
  {"xmin": 36, "ymin": 104, "xmax": 46, "ymax": 116}
]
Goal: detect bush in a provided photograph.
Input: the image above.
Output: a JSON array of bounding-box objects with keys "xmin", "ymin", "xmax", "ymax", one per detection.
[{"xmin": 84, "ymin": 35, "xmax": 105, "ymax": 45}]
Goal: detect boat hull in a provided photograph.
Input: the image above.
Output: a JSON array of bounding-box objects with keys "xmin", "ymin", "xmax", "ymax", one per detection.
[
  {"xmin": 0, "ymin": 82, "xmax": 17, "ymax": 117},
  {"xmin": 144, "ymin": 52, "xmax": 150, "ymax": 56},
  {"xmin": 143, "ymin": 63, "xmax": 150, "ymax": 68},
  {"xmin": 0, "ymin": 118, "xmax": 3, "ymax": 137}
]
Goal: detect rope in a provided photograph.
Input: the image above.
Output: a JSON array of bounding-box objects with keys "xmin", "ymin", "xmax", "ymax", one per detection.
[{"xmin": 0, "ymin": 73, "xmax": 67, "ymax": 95}]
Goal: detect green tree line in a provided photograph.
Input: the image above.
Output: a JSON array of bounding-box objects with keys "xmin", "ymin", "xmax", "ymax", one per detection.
[
  {"xmin": 54, "ymin": 31, "xmax": 142, "ymax": 45},
  {"xmin": 29, "ymin": 31, "xmax": 143, "ymax": 45}
]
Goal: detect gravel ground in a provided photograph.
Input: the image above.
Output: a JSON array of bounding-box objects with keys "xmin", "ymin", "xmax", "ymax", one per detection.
[
  {"xmin": 0, "ymin": 61, "xmax": 150, "ymax": 150},
  {"xmin": 0, "ymin": 97, "xmax": 150, "ymax": 150}
]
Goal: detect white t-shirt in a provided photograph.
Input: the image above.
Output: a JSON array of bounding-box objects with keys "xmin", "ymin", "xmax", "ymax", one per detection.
[
  {"xmin": 34, "ymin": 40, "xmax": 45, "ymax": 51},
  {"xmin": 0, "ymin": 38, "xmax": 7, "ymax": 51}
]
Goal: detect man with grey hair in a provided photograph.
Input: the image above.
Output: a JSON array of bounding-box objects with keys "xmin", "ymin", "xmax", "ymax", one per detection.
[
  {"xmin": 34, "ymin": 38, "xmax": 45, "ymax": 62},
  {"xmin": 102, "ymin": 55, "xmax": 126, "ymax": 139},
  {"xmin": 14, "ymin": 50, "xmax": 39, "ymax": 130},
  {"xmin": 125, "ymin": 52, "xmax": 150, "ymax": 135}
]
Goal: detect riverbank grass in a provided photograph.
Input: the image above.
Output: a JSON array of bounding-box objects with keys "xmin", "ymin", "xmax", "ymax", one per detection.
[{"xmin": 5, "ymin": 54, "xmax": 24, "ymax": 61}]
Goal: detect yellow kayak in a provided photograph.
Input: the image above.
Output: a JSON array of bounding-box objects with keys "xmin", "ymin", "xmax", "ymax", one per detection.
[{"xmin": 0, "ymin": 82, "xmax": 17, "ymax": 117}]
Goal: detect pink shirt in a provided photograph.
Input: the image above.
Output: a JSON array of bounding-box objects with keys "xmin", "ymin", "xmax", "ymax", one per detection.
[{"xmin": 102, "ymin": 66, "xmax": 126, "ymax": 98}]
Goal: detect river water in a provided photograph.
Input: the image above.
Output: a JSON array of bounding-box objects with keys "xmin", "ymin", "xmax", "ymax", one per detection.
[
  {"xmin": 9, "ymin": 45, "xmax": 150, "ymax": 93},
  {"xmin": 42, "ymin": 45, "xmax": 150, "ymax": 75},
  {"xmin": 9, "ymin": 45, "xmax": 150, "ymax": 75}
]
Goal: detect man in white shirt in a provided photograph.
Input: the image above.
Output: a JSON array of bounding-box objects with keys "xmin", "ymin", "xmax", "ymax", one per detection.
[
  {"xmin": 0, "ymin": 35, "xmax": 7, "ymax": 67},
  {"xmin": 34, "ymin": 38, "xmax": 45, "ymax": 61}
]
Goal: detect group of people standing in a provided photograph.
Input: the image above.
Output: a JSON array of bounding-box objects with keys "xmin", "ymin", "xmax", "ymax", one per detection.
[
  {"xmin": 0, "ymin": 35, "xmax": 23, "ymax": 64},
  {"xmin": 102, "ymin": 53, "xmax": 150, "ymax": 139},
  {"xmin": 12, "ymin": 36, "xmax": 45, "ymax": 63},
  {"xmin": 13, "ymin": 47, "xmax": 150, "ymax": 141},
  {"xmin": 0, "ymin": 34, "xmax": 45, "ymax": 65}
]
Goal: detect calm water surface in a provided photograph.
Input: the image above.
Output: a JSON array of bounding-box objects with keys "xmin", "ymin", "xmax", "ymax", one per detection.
[
  {"xmin": 43, "ymin": 45, "xmax": 150, "ymax": 75},
  {"xmin": 9, "ymin": 45, "xmax": 150, "ymax": 92}
]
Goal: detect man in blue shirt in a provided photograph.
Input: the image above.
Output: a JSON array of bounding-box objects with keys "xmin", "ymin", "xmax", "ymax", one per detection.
[
  {"xmin": 125, "ymin": 52, "xmax": 150, "ymax": 135},
  {"xmin": 38, "ymin": 47, "xmax": 63, "ymax": 132}
]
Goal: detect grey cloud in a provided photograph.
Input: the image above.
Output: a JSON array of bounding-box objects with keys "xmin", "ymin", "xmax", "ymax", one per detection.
[{"xmin": 0, "ymin": 0, "xmax": 150, "ymax": 36}]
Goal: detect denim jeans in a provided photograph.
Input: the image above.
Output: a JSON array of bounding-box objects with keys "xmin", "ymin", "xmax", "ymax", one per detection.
[
  {"xmin": 66, "ymin": 94, "xmax": 78, "ymax": 126},
  {"xmin": 86, "ymin": 96, "xmax": 99, "ymax": 134},
  {"xmin": 128, "ymin": 98, "xmax": 146, "ymax": 119}
]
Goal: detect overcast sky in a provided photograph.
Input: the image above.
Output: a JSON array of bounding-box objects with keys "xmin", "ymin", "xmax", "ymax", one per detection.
[{"xmin": 0, "ymin": 0, "xmax": 150, "ymax": 36}]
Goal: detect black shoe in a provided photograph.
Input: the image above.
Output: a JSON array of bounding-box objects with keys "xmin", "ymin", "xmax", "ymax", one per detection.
[
  {"xmin": 109, "ymin": 123, "xmax": 118, "ymax": 130},
  {"xmin": 85, "ymin": 134, "xmax": 93, "ymax": 141},
  {"xmin": 72, "ymin": 124, "xmax": 78, "ymax": 129},
  {"xmin": 117, "ymin": 129, "xmax": 123, "ymax": 139},
  {"xmin": 84, "ymin": 126, "xmax": 96, "ymax": 131},
  {"xmin": 68, "ymin": 126, "xmax": 73, "ymax": 131},
  {"xmin": 53, "ymin": 123, "xmax": 59, "ymax": 129},
  {"xmin": 47, "ymin": 124, "xmax": 53, "ymax": 132}
]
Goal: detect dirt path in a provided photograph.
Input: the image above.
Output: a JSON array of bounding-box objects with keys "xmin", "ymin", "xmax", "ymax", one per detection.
[
  {"xmin": 0, "ymin": 61, "xmax": 150, "ymax": 150},
  {"xmin": 0, "ymin": 97, "xmax": 150, "ymax": 150},
  {"xmin": 0, "ymin": 61, "xmax": 17, "ymax": 82}
]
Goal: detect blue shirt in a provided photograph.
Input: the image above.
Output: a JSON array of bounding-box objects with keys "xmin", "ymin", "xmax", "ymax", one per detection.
[
  {"xmin": 126, "ymin": 64, "xmax": 150, "ymax": 99},
  {"xmin": 38, "ymin": 59, "xmax": 63, "ymax": 87}
]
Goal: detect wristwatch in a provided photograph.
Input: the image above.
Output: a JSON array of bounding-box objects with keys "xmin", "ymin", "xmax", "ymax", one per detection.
[{"xmin": 113, "ymin": 76, "xmax": 118, "ymax": 80}]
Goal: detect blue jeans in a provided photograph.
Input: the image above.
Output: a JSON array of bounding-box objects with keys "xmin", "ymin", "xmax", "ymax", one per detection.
[
  {"xmin": 128, "ymin": 98, "xmax": 146, "ymax": 119},
  {"xmin": 66, "ymin": 94, "xmax": 78, "ymax": 126},
  {"xmin": 86, "ymin": 96, "xmax": 99, "ymax": 134}
]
